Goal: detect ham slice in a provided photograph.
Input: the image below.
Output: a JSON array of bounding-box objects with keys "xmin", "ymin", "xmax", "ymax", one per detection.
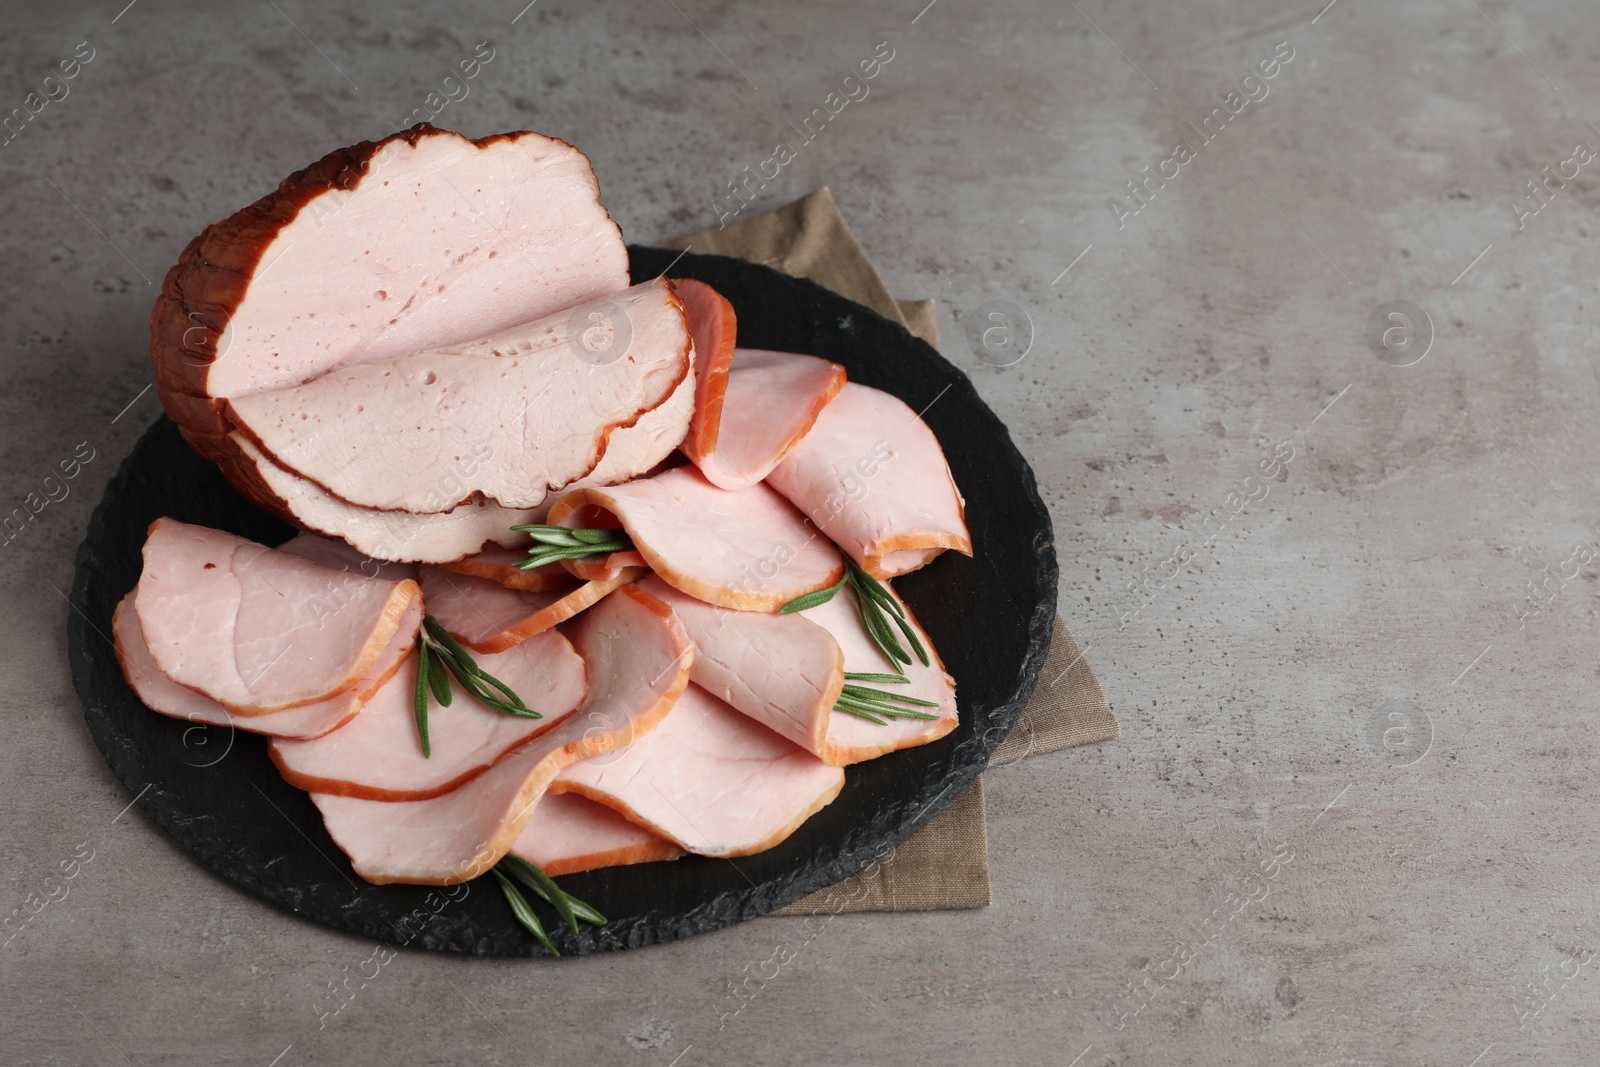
[
  {"xmin": 310, "ymin": 583, "xmax": 693, "ymax": 884},
  {"xmin": 112, "ymin": 594, "xmax": 419, "ymax": 739},
  {"xmin": 677, "ymin": 279, "xmax": 738, "ymax": 460},
  {"xmin": 546, "ymin": 466, "xmax": 843, "ymax": 611},
  {"xmin": 133, "ymin": 518, "xmax": 421, "ymax": 714},
  {"xmin": 766, "ymin": 381, "xmax": 972, "ymax": 578},
  {"xmin": 276, "ymin": 531, "xmax": 418, "ymax": 582},
  {"xmin": 434, "ymin": 545, "xmax": 576, "ymax": 592},
  {"xmin": 270, "ymin": 629, "xmax": 588, "ymax": 800},
  {"xmin": 152, "ymin": 125, "xmax": 628, "ymax": 464},
  {"xmin": 638, "ymin": 575, "xmax": 842, "ymax": 758},
  {"xmin": 420, "ymin": 565, "xmax": 639, "ymax": 654},
  {"xmin": 552, "ymin": 684, "xmax": 843, "ymax": 857},
  {"xmin": 510, "ymin": 793, "xmax": 684, "ymax": 876},
  {"xmin": 690, "ymin": 350, "xmax": 845, "ymax": 491},
  {"xmin": 226, "ymin": 277, "xmax": 693, "ymax": 514}
]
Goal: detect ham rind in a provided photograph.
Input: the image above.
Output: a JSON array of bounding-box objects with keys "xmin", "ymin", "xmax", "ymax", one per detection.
[
  {"xmin": 766, "ymin": 381, "xmax": 973, "ymax": 579},
  {"xmin": 546, "ymin": 466, "xmax": 844, "ymax": 611},
  {"xmin": 112, "ymin": 594, "xmax": 419, "ymax": 740},
  {"xmin": 226, "ymin": 278, "xmax": 693, "ymax": 514},
  {"xmin": 419, "ymin": 565, "xmax": 638, "ymax": 654},
  {"xmin": 801, "ymin": 584, "xmax": 957, "ymax": 765},
  {"xmin": 270, "ymin": 629, "xmax": 588, "ymax": 801},
  {"xmin": 310, "ymin": 583, "xmax": 693, "ymax": 885},
  {"xmin": 692, "ymin": 350, "xmax": 845, "ymax": 491},
  {"xmin": 276, "ymin": 531, "xmax": 418, "ymax": 582},
  {"xmin": 152, "ymin": 125, "xmax": 629, "ymax": 462},
  {"xmin": 552, "ymin": 684, "xmax": 843, "ymax": 857},
  {"xmin": 435, "ymin": 545, "xmax": 576, "ymax": 592},
  {"xmin": 133, "ymin": 518, "xmax": 422, "ymax": 714},
  {"xmin": 677, "ymin": 279, "xmax": 738, "ymax": 461},
  {"xmin": 226, "ymin": 434, "xmax": 541, "ymax": 564},
  {"xmin": 510, "ymin": 793, "xmax": 684, "ymax": 876},
  {"xmin": 638, "ymin": 575, "xmax": 842, "ymax": 758}
]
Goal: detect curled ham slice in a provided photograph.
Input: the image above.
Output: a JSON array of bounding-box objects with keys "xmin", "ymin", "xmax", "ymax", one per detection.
[
  {"xmin": 311, "ymin": 583, "xmax": 693, "ymax": 885},
  {"xmin": 133, "ymin": 518, "xmax": 421, "ymax": 714},
  {"xmin": 552, "ymin": 684, "xmax": 843, "ymax": 857},
  {"xmin": 689, "ymin": 350, "xmax": 845, "ymax": 491},
  {"xmin": 510, "ymin": 793, "xmax": 684, "ymax": 877},
  {"xmin": 766, "ymin": 381, "xmax": 972, "ymax": 578},
  {"xmin": 419, "ymin": 565, "xmax": 638, "ymax": 654},
  {"xmin": 434, "ymin": 545, "xmax": 575, "ymax": 592},
  {"xmin": 676, "ymin": 279, "xmax": 738, "ymax": 460},
  {"xmin": 270, "ymin": 629, "xmax": 587, "ymax": 801},
  {"xmin": 112, "ymin": 594, "xmax": 419, "ymax": 740},
  {"xmin": 546, "ymin": 466, "xmax": 843, "ymax": 612}
]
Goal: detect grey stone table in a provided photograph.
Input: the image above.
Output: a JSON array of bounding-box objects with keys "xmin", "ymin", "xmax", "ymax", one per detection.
[{"xmin": 3, "ymin": 0, "xmax": 1596, "ymax": 1063}]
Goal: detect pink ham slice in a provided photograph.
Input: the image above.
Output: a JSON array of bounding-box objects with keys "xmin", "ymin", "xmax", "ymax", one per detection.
[
  {"xmin": 112, "ymin": 594, "xmax": 419, "ymax": 740},
  {"xmin": 677, "ymin": 279, "xmax": 738, "ymax": 461},
  {"xmin": 802, "ymin": 584, "xmax": 957, "ymax": 765},
  {"xmin": 638, "ymin": 575, "xmax": 842, "ymax": 758},
  {"xmin": 270, "ymin": 629, "xmax": 587, "ymax": 801},
  {"xmin": 766, "ymin": 381, "xmax": 972, "ymax": 579},
  {"xmin": 276, "ymin": 531, "xmax": 418, "ymax": 582},
  {"xmin": 691, "ymin": 350, "xmax": 846, "ymax": 491},
  {"xmin": 510, "ymin": 793, "xmax": 684, "ymax": 876},
  {"xmin": 133, "ymin": 518, "xmax": 422, "ymax": 714},
  {"xmin": 552, "ymin": 684, "xmax": 843, "ymax": 857},
  {"xmin": 546, "ymin": 466, "xmax": 844, "ymax": 612},
  {"xmin": 434, "ymin": 545, "xmax": 576, "ymax": 592},
  {"xmin": 419, "ymin": 565, "xmax": 638, "ymax": 654},
  {"xmin": 226, "ymin": 277, "xmax": 693, "ymax": 514},
  {"xmin": 310, "ymin": 583, "xmax": 693, "ymax": 885}
]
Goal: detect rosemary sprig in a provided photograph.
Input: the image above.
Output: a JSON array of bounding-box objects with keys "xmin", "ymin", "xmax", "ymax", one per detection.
[
  {"xmin": 833, "ymin": 682, "xmax": 941, "ymax": 726},
  {"xmin": 493, "ymin": 856, "xmax": 608, "ymax": 954},
  {"xmin": 511, "ymin": 523, "xmax": 635, "ymax": 571},
  {"xmin": 411, "ymin": 616, "xmax": 543, "ymax": 757},
  {"xmin": 492, "ymin": 869, "xmax": 557, "ymax": 955},
  {"xmin": 778, "ymin": 561, "xmax": 930, "ymax": 673}
]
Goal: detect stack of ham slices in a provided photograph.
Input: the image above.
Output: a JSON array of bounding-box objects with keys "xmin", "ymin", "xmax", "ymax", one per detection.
[{"xmin": 128, "ymin": 125, "xmax": 974, "ymax": 892}]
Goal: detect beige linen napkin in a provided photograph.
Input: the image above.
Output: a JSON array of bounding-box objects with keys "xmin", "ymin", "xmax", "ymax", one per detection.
[{"xmin": 660, "ymin": 191, "xmax": 1118, "ymax": 913}]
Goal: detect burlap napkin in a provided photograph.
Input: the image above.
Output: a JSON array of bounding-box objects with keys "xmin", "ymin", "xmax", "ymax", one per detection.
[{"xmin": 660, "ymin": 190, "xmax": 1118, "ymax": 913}]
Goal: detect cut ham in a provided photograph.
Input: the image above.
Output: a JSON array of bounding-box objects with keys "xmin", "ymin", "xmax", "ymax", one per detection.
[
  {"xmin": 112, "ymin": 593, "xmax": 419, "ymax": 740},
  {"xmin": 226, "ymin": 277, "xmax": 693, "ymax": 514},
  {"xmin": 434, "ymin": 545, "xmax": 576, "ymax": 592},
  {"xmin": 691, "ymin": 350, "xmax": 845, "ymax": 491},
  {"xmin": 766, "ymin": 381, "xmax": 972, "ymax": 578},
  {"xmin": 676, "ymin": 278, "xmax": 738, "ymax": 460},
  {"xmin": 276, "ymin": 531, "xmax": 418, "ymax": 582},
  {"xmin": 546, "ymin": 466, "xmax": 843, "ymax": 611},
  {"xmin": 420, "ymin": 565, "xmax": 639, "ymax": 654},
  {"xmin": 133, "ymin": 518, "xmax": 421, "ymax": 714},
  {"xmin": 552, "ymin": 684, "xmax": 843, "ymax": 857},
  {"xmin": 510, "ymin": 792, "xmax": 684, "ymax": 876},
  {"xmin": 311, "ymin": 583, "xmax": 693, "ymax": 884},
  {"xmin": 638, "ymin": 575, "xmax": 842, "ymax": 758},
  {"xmin": 152, "ymin": 125, "xmax": 629, "ymax": 463},
  {"xmin": 270, "ymin": 629, "xmax": 588, "ymax": 800}
]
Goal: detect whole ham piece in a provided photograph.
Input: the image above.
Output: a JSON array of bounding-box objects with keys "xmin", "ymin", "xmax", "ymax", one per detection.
[{"xmin": 132, "ymin": 519, "xmax": 422, "ymax": 714}]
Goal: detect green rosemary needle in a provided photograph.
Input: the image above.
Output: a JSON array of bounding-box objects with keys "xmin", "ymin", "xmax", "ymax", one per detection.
[
  {"xmin": 778, "ymin": 560, "xmax": 929, "ymax": 673},
  {"xmin": 493, "ymin": 856, "xmax": 608, "ymax": 953},
  {"xmin": 412, "ymin": 642, "xmax": 433, "ymax": 758},
  {"xmin": 492, "ymin": 869, "xmax": 558, "ymax": 955},
  {"xmin": 511, "ymin": 523, "xmax": 635, "ymax": 571},
  {"xmin": 410, "ymin": 616, "xmax": 544, "ymax": 757}
]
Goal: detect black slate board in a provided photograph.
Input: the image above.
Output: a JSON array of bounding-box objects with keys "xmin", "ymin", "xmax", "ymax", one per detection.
[{"xmin": 67, "ymin": 247, "xmax": 1058, "ymax": 955}]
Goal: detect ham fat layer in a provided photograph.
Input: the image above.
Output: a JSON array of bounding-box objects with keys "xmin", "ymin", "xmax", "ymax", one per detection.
[
  {"xmin": 510, "ymin": 792, "xmax": 684, "ymax": 877},
  {"xmin": 692, "ymin": 349, "xmax": 845, "ymax": 491},
  {"xmin": 676, "ymin": 278, "xmax": 738, "ymax": 461}
]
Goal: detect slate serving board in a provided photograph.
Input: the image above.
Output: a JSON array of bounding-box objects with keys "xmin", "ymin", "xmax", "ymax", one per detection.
[{"xmin": 67, "ymin": 247, "xmax": 1058, "ymax": 955}]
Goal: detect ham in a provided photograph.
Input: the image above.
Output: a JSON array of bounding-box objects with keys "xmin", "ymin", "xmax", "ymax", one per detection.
[
  {"xmin": 509, "ymin": 792, "xmax": 684, "ymax": 876},
  {"xmin": 152, "ymin": 125, "xmax": 629, "ymax": 465},
  {"xmin": 690, "ymin": 350, "xmax": 845, "ymax": 491},
  {"xmin": 310, "ymin": 583, "xmax": 693, "ymax": 884},
  {"xmin": 546, "ymin": 466, "xmax": 843, "ymax": 611},
  {"xmin": 677, "ymin": 279, "xmax": 738, "ymax": 460},
  {"xmin": 133, "ymin": 518, "xmax": 421, "ymax": 714},
  {"xmin": 112, "ymin": 594, "xmax": 418, "ymax": 739},
  {"xmin": 766, "ymin": 381, "xmax": 972, "ymax": 578},
  {"xmin": 226, "ymin": 278, "xmax": 693, "ymax": 514},
  {"xmin": 552, "ymin": 684, "xmax": 844, "ymax": 857},
  {"xmin": 434, "ymin": 545, "xmax": 576, "ymax": 592},
  {"xmin": 638, "ymin": 575, "xmax": 842, "ymax": 757},
  {"xmin": 275, "ymin": 531, "xmax": 418, "ymax": 582},
  {"xmin": 419, "ymin": 565, "xmax": 638, "ymax": 654},
  {"xmin": 270, "ymin": 629, "xmax": 588, "ymax": 800}
]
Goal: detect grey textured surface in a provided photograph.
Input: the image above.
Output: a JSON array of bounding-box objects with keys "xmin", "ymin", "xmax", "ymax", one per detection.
[{"xmin": 2, "ymin": 1, "xmax": 1595, "ymax": 1064}]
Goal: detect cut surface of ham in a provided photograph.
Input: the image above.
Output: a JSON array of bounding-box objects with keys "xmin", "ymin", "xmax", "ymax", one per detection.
[
  {"xmin": 152, "ymin": 125, "xmax": 629, "ymax": 460},
  {"xmin": 639, "ymin": 575, "xmax": 841, "ymax": 758},
  {"xmin": 311, "ymin": 583, "xmax": 694, "ymax": 884},
  {"xmin": 270, "ymin": 629, "xmax": 588, "ymax": 800},
  {"xmin": 676, "ymin": 278, "xmax": 738, "ymax": 461},
  {"xmin": 766, "ymin": 381, "xmax": 972, "ymax": 578},
  {"xmin": 552, "ymin": 684, "xmax": 844, "ymax": 857},
  {"xmin": 691, "ymin": 349, "xmax": 845, "ymax": 491},
  {"xmin": 276, "ymin": 531, "xmax": 418, "ymax": 582},
  {"xmin": 546, "ymin": 466, "xmax": 843, "ymax": 611},
  {"xmin": 227, "ymin": 277, "xmax": 692, "ymax": 513},
  {"xmin": 133, "ymin": 518, "xmax": 421, "ymax": 714},
  {"xmin": 510, "ymin": 792, "xmax": 684, "ymax": 876},
  {"xmin": 434, "ymin": 545, "xmax": 575, "ymax": 592},
  {"xmin": 112, "ymin": 594, "xmax": 419, "ymax": 740},
  {"xmin": 419, "ymin": 565, "xmax": 638, "ymax": 653}
]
